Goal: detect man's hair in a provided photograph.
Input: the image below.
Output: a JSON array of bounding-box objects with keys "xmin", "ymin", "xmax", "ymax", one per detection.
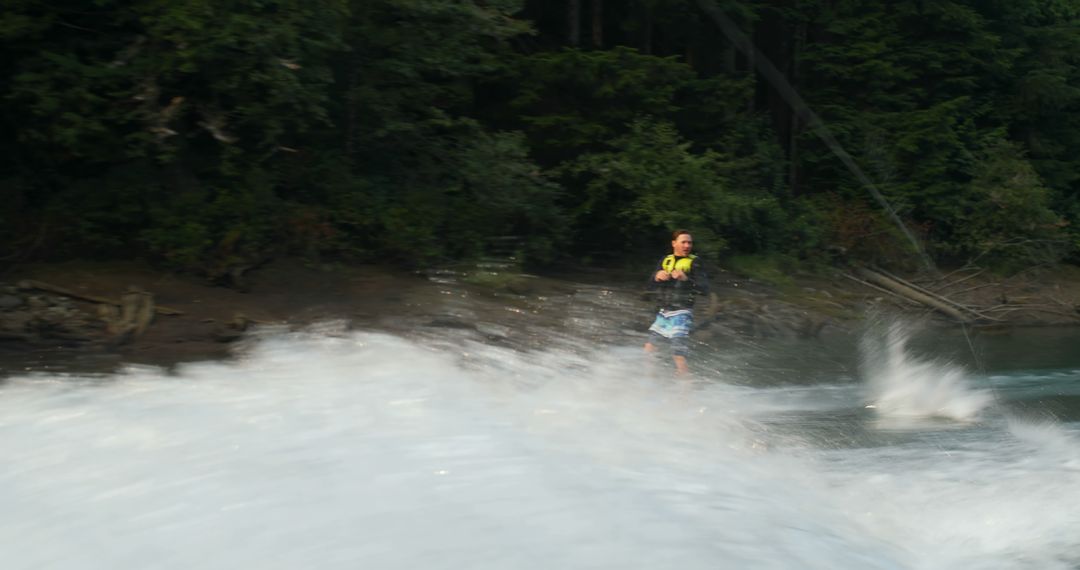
[{"xmin": 671, "ymin": 229, "xmax": 691, "ymax": 240}]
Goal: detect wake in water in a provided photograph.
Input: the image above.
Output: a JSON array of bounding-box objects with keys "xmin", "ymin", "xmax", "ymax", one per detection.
[{"xmin": 0, "ymin": 323, "xmax": 1078, "ymax": 569}]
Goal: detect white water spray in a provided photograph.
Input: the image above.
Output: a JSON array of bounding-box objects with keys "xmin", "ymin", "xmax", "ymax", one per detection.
[
  {"xmin": 861, "ymin": 322, "xmax": 994, "ymax": 422},
  {"xmin": 1, "ymin": 327, "xmax": 1078, "ymax": 569}
]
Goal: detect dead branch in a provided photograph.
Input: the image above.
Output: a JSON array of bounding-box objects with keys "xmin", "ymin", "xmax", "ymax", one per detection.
[
  {"xmin": 942, "ymin": 282, "xmax": 999, "ymax": 298},
  {"xmin": 932, "ymin": 263, "xmax": 981, "ymax": 284},
  {"xmin": 840, "ymin": 272, "xmax": 925, "ymax": 308},
  {"xmin": 992, "ymin": 306, "xmax": 1080, "ymax": 320},
  {"xmin": 866, "ymin": 267, "xmax": 996, "ymax": 320},
  {"xmin": 857, "ymin": 268, "xmax": 1003, "ymax": 322},
  {"xmin": 981, "ymin": 304, "xmax": 1080, "ymax": 320},
  {"xmin": 16, "ymin": 279, "xmax": 183, "ymax": 315},
  {"xmin": 935, "ymin": 268, "xmax": 987, "ymax": 293}
]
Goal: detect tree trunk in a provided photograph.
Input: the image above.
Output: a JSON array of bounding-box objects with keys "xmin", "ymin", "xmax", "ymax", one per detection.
[
  {"xmin": 345, "ymin": 64, "xmax": 358, "ymax": 160},
  {"xmin": 567, "ymin": 0, "xmax": 580, "ymax": 46},
  {"xmin": 591, "ymin": 0, "xmax": 603, "ymax": 47},
  {"xmin": 640, "ymin": 1, "xmax": 653, "ymax": 54},
  {"xmin": 788, "ymin": 8, "xmax": 805, "ymax": 195},
  {"xmin": 746, "ymin": 22, "xmax": 755, "ymax": 113}
]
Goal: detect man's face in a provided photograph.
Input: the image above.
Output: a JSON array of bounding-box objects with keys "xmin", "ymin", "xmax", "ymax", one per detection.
[{"xmin": 672, "ymin": 234, "xmax": 693, "ymax": 256}]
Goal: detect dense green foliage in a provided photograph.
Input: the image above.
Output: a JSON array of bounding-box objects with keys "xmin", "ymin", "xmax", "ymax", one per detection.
[{"xmin": 4, "ymin": 0, "xmax": 1080, "ymax": 275}]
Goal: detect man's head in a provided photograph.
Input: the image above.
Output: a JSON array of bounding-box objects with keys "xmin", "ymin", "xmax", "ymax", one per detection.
[{"xmin": 671, "ymin": 230, "xmax": 693, "ymax": 257}]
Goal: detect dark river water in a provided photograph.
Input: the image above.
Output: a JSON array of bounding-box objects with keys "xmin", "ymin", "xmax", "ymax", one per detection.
[{"xmin": 2, "ymin": 273, "xmax": 1079, "ymax": 569}]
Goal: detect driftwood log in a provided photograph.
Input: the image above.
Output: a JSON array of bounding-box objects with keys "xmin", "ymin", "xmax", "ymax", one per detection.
[
  {"xmin": 16, "ymin": 279, "xmax": 183, "ymax": 315},
  {"xmin": 854, "ymin": 268, "xmax": 978, "ymax": 323}
]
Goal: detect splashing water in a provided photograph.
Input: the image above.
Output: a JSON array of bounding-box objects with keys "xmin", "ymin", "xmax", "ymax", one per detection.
[
  {"xmin": 1, "ymin": 325, "xmax": 1078, "ymax": 569},
  {"xmin": 861, "ymin": 322, "xmax": 994, "ymax": 422}
]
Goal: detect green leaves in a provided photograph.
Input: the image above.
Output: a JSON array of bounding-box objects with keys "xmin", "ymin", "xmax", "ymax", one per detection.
[
  {"xmin": 6, "ymin": 0, "xmax": 1080, "ymax": 272},
  {"xmin": 560, "ymin": 118, "xmax": 784, "ymax": 258},
  {"xmin": 947, "ymin": 136, "xmax": 1069, "ymax": 265},
  {"xmin": 788, "ymin": 0, "xmax": 1078, "ymax": 265},
  {"xmin": 509, "ymin": 47, "xmax": 694, "ymax": 161},
  {"xmin": 1, "ymin": 0, "xmax": 352, "ymax": 269},
  {"xmin": 364, "ymin": 128, "xmax": 565, "ymax": 264}
]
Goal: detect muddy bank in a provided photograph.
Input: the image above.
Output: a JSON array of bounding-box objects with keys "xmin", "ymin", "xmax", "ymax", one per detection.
[
  {"xmin": 2, "ymin": 258, "xmax": 1079, "ymax": 372},
  {"xmin": 0, "ymin": 260, "xmax": 424, "ymax": 369}
]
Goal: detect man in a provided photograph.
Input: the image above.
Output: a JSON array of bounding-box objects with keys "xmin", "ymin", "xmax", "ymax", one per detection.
[{"xmin": 644, "ymin": 230, "xmax": 709, "ymax": 375}]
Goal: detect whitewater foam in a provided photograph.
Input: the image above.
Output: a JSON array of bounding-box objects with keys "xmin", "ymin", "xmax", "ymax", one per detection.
[{"xmin": 0, "ymin": 328, "xmax": 1077, "ymax": 569}]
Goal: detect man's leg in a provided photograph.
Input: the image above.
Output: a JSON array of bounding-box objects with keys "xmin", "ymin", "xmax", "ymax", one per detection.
[
  {"xmin": 644, "ymin": 311, "xmax": 661, "ymax": 355},
  {"xmin": 643, "ymin": 332, "xmax": 665, "ymax": 377},
  {"xmin": 671, "ymin": 336, "xmax": 690, "ymax": 376},
  {"xmin": 672, "ymin": 355, "xmax": 689, "ymax": 376}
]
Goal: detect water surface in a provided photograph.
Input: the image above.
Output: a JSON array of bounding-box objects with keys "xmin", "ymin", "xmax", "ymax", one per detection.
[{"xmin": 2, "ymin": 294, "xmax": 1079, "ymax": 569}]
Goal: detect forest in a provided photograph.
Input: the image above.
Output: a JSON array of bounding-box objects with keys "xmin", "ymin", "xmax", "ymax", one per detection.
[{"xmin": 4, "ymin": 0, "xmax": 1080, "ymax": 280}]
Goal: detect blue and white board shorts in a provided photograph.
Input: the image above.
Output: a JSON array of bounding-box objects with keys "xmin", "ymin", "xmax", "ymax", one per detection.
[{"xmin": 648, "ymin": 309, "xmax": 693, "ymax": 356}]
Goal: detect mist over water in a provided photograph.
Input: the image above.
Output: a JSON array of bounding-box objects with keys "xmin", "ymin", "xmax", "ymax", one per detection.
[{"xmin": 2, "ymin": 322, "xmax": 1080, "ymax": 569}]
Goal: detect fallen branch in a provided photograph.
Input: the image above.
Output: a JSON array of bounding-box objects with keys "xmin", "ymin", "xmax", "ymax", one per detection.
[
  {"xmin": 941, "ymin": 282, "xmax": 999, "ymax": 298},
  {"xmin": 840, "ymin": 272, "xmax": 925, "ymax": 308},
  {"xmin": 1017, "ymin": 307, "xmax": 1080, "ymax": 320},
  {"xmin": 1045, "ymin": 294, "xmax": 1078, "ymax": 309},
  {"xmin": 935, "ymin": 268, "xmax": 987, "ymax": 293},
  {"xmin": 856, "ymin": 268, "xmax": 997, "ymax": 322},
  {"xmin": 980, "ymin": 306, "xmax": 1026, "ymax": 315},
  {"xmin": 932, "ymin": 263, "xmax": 980, "ymax": 285},
  {"xmin": 868, "ymin": 266, "xmax": 995, "ymax": 320},
  {"xmin": 16, "ymin": 279, "xmax": 183, "ymax": 316},
  {"xmin": 982, "ymin": 304, "xmax": 1080, "ymax": 320}
]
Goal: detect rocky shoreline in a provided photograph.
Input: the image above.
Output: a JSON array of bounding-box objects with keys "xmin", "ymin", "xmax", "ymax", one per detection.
[
  {"xmin": 0, "ymin": 282, "xmax": 101, "ymax": 346},
  {"xmin": 2, "ymin": 258, "xmax": 1080, "ymax": 372}
]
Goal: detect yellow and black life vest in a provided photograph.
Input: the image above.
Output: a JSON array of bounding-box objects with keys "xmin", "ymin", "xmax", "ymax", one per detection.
[{"xmin": 661, "ymin": 254, "xmax": 696, "ymax": 274}]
